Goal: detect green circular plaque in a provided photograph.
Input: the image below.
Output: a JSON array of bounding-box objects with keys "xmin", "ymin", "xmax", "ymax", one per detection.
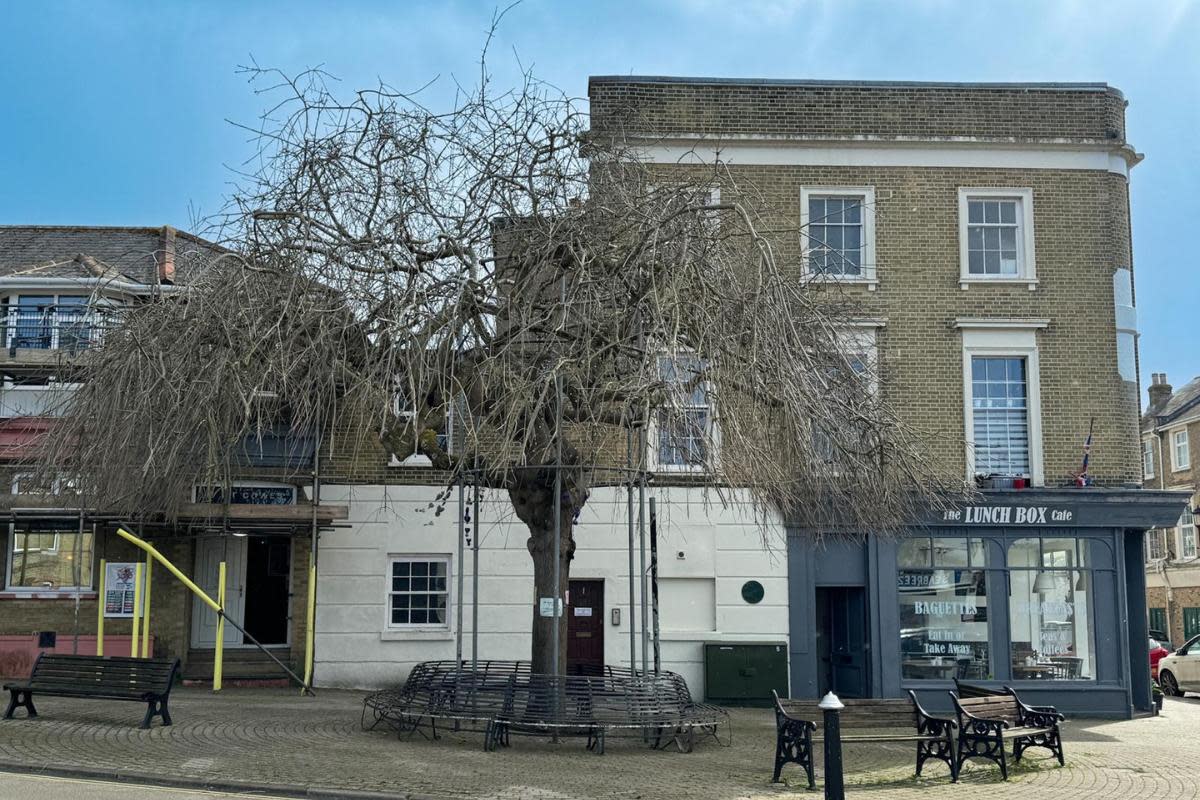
[{"xmin": 741, "ymin": 580, "xmax": 765, "ymax": 604}]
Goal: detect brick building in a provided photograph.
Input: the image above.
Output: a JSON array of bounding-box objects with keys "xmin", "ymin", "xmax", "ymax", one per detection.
[
  {"xmin": 1142, "ymin": 372, "xmax": 1200, "ymax": 645},
  {"xmin": 569, "ymin": 76, "xmax": 1184, "ymax": 716},
  {"xmin": 0, "ymin": 226, "xmax": 340, "ymax": 682},
  {"xmin": 1, "ymin": 79, "xmax": 1187, "ymax": 718}
]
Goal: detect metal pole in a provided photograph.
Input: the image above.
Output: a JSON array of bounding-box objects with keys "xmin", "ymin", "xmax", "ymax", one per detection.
[
  {"xmin": 303, "ymin": 425, "xmax": 321, "ymax": 695},
  {"xmin": 456, "ymin": 478, "xmax": 466, "ymax": 668},
  {"xmin": 552, "ymin": 374, "xmax": 564, "ymax": 679},
  {"xmin": 471, "ymin": 474, "xmax": 480, "ymax": 673},
  {"xmin": 638, "ymin": 425, "xmax": 649, "ymax": 676},
  {"xmin": 96, "ymin": 558, "xmax": 106, "ymax": 656},
  {"xmin": 626, "ymin": 425, "xmax": 637, "ymax": 671},
  {"xmin": 820, "ymin": 692, "xmax": 846, "ymax": 800},
  {"xmin": 649, "ymin": 497, "xmax": 661, "ymax": 675}
]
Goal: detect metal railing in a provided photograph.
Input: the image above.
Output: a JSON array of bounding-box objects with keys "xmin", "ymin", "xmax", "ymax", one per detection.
[{"xmin": 1, "ymin": 303, "xmax": 112, "ymax": 352}]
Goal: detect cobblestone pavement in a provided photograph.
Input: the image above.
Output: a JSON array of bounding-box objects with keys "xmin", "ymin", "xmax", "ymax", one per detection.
[{"xmin": 1, "ymin": 688, "xmax": 1198, "ymax": 799}]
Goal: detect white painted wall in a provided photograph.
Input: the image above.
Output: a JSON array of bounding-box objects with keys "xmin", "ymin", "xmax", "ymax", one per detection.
[{"xmin": 313, "ymin": 484, "xmax": 789, "ymax": 698}]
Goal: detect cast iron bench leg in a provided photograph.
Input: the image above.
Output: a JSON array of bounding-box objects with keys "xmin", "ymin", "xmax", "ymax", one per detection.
[{"xmin": 3, "ymin": 690, "xmax": 36, "ymax": 720}]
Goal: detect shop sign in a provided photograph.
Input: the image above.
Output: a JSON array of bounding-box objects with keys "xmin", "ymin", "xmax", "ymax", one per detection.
[{"xmin": 941, "ymin": 505, "xmax": 1075, "ymax": 525}]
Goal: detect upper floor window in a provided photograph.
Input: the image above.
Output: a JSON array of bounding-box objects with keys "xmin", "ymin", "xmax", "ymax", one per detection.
[
  {"xmin": 2, "ymin": 295, "xmax": 102, "ymax": 352},
  {"xmin": 970, "ymin": 356, "xmax": 1030, "ymax": 478},
  {"xmin": 1172, "ymin": 429, "xmax": 1190, "ymax": 471},
  {"xmin": 1179, "ymin": 508, "xmax": 1197, "ymax": 560},
  {"xmin": 1144, "ymin": 438, "xmax": 1156, "ymax": 479},
  {"xmin": 390, "ymin": 392, "xmax": 455, "ymax": 467},
  {"xmin": 653, "ymin": 353, "xmax": 713, "ymax": 471},
  {"xmin": 1146, "ymin": 529, "xmax": 1165, "ymax": 562},
  {"xmin": 958, "ymin": 188, "xmax": 1036, "ymax": 290},
  {"xmin": 800, "ymin": 187, "xmax": 877, "ymax": 289}
]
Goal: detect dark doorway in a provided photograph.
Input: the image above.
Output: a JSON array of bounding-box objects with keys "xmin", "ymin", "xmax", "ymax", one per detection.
[
  {"xmin": 815, "ymin": 587, "xmax": 869, "ymax": 698},
  {"xmin": 567, "ymin": 579, "xmax": 604, "ymax": 675},
  {"xmin": 242, "ymin": 536, "xmax": 291, "ymax": 645}
]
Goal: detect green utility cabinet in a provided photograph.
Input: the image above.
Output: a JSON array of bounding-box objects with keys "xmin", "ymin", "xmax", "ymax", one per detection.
[{"xmin": 704, "ymin": 642, "xmax": 788, "ymax": 707}]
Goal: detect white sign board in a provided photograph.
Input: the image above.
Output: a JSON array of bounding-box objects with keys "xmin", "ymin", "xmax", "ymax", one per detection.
[
  {"xmin": 574, "ymin": 607, "xmax": 592, "ymax": 617},
  {"xmin": 104, "ymin": 562, "xmax": 142, "ymax": 618},
  {"xmin": 538, "ymin": 597, "xmax": 562, "ymax": 617}
]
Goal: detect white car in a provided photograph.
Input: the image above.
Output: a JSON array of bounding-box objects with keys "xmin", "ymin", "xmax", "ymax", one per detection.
[{"xmin": 1158, "ymin": 634, "xmax": 1200, "ymax": 697}]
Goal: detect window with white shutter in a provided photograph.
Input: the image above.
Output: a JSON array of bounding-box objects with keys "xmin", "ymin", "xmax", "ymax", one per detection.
[{"xmin": 970, "ymin": 356, "xmax": 1030, "ymax": 477}]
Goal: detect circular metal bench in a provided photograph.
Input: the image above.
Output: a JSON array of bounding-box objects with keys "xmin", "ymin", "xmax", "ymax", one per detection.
[{"xmin": 362, "ymin": 660, "xmax": 729, "ymax": 754}]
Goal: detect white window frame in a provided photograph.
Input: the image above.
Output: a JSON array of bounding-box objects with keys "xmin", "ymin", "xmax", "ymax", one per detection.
[
  {"xmin": 1146, "ymin": 529, "xmax": 1166, "ymax": 563},
  {"xmin": 388, "ymin": 394, "xmax": 456, "ymax": 468},
  {"xmin": 839, "ymin": 322, "xmax": 883, "ymax": 395},
  {"xmin": 385, "ymin": 554, "xmax": 452, "ymax": 630},
  {"xmin": 957, "ymin": 321, "xmax": 1046, "ymax": 486},
  {"xmin": 800, "ymin": 186, "xmax": 878, "ymax": 290},
  {"xmin": 1172, "ymin": 429, "xmax": 1190, "ymax": 471},
  {"xmin": 648, "ymin": 351, "xmax": 719, "ymax": 473},
  {"xmin": 958, "ymin": 188, "xmax": 1037, "ymax": 290},
  {"xmin": 1178, "ymin": 508, "xmax": 1197, "ymax": 561},
  {"xmin": 1143, "ymin": 438, "xmax": 1156, "ymax": 479}
]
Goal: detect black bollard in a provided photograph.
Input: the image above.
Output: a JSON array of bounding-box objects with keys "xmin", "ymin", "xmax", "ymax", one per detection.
[{"xmin": 819, "ymin": 692, "xmax": 845, "ymax": 800}]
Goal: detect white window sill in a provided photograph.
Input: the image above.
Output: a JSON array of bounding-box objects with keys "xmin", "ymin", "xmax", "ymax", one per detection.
[
  {"xmin": 959, "ymin": 277, "xmax": 1038, "ymax": 291},
  {"xmin": 803, "ymin": 275, "xmax": 879, "ymax": 291},
  {"xmin": 1171, "ymin": 466, "xmax": 1190, "ymax": 473},
  {"xmin": 380, "ymin": 628, "xmax": 454, "ymax": 641},
  {"xmin": 0, "ymin": 590, "xmax": 96, "ymax": 599}
]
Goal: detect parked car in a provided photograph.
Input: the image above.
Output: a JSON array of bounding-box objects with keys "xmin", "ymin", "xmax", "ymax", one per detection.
[
  {"xmin": 1150, "ymin": 629, "xmax": 1175, "ymax": 652},
  {"xmin": 1150, "ymin": 637, "xmax": 1170, "ymax": 681},
  {"xmin": 1157, "ymin": 634, "xmax": 1200, "ymax": 697}
]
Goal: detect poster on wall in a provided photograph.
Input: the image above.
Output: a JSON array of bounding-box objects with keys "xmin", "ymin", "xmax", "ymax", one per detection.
[{"xmin": 103, "ymin": 562, "xmax": 142, "ymax": 618}]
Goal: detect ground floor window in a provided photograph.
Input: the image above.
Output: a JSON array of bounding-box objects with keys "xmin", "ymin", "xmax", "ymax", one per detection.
[
  {"xmin": 898, "ymin": 535, "xmax": 990, "ymax": 680},
  {"xmin": 5, "ymin": 522, "xmax": 94, "ymax": 591},
  {"xmin": 1149, "ymin": 607, "xmax": 1168, "ymax": 636},
  {"xmin": 1007, "ymin": 537, "xmax": 1094, "ymax": 680},
  {"xmin": 387, "ymin": 556, "xmax": 450, "ymax": 627},
  {"xmin": 1185, "ymin": 608, "xmax": 1200, "ymax": 640}
]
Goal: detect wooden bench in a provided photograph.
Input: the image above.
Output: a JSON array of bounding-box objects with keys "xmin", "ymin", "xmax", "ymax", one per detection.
[
  {"xmin": 772, "ymin": 691, "xmax": 957, "ymax": 788},
  {"xmin": 951, "ymin": 688, "xmax": 1064, "ymax": 779},
  {"xmin": 3, "ymin": 653, "xmax": 180, "ymax": 729}
]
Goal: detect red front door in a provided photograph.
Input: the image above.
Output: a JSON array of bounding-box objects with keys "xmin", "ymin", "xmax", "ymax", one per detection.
[{"xmin": 567, "ymin": 579, "xmax": 605, "ymax": 675}]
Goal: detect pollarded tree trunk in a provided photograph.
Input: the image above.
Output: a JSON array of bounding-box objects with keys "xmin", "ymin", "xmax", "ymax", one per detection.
[{"xmin": 510, "ymin": 469, "xmax": 584, "ymax": 677}]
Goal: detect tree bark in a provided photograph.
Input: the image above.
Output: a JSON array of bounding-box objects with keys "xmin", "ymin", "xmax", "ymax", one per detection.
[{"xmin": 509, "ymin": 468, "xmax": 585, "ymax": 677}]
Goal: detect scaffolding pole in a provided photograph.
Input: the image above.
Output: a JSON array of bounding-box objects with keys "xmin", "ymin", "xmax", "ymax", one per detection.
[
  {"xmin": 626, "ymin": 424, "xmax": 637, "ymax": 671},
  {"xmin": 638, "ymin": 424, "xmax": 649, "ymax": 676},
  {"xmin": 471, "ymin": 477, "xmax": 480, "ymax": 673}
]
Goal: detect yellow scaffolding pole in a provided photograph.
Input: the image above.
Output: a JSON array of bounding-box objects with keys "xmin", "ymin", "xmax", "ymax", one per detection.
[
  {"xmin": 129, "ymin": 562, "xmax": 143, "ymax": 657},
  {"xmin": 141, "ymin": 551, "xmax": 153, "ymax": 658},
  {"xmin": 214, "ymin": 561, "xmax": 226, "ymax": 692},
  {"xmin": 96, "ymin": 558, "xmax": 106, "ymax": 656},
  {"xmin": 302, "ymin": 562, "xmax": 316, "ymax": 694},
  {"xmin": 112, "ymin": 527, "xmax": 311, "ymax": 694}
]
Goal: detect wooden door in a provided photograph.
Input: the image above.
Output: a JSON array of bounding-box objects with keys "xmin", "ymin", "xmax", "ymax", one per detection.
[
  {"xmin": 568, "ymin": 579, "xmax": 605, "ymax": 675},
  {"xmin": 190, "ymin": 536, "xmax": 248, "ymax": 648}
]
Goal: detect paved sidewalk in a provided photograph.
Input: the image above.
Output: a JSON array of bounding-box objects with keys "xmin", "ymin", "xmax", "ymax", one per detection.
[{"xmin": 1, "ymin": 687, "xmax": 1198, "ymax": 799}]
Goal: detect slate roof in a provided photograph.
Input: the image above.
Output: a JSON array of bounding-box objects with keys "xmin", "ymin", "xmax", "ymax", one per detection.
[
  {"xmin": 0, "ymin": 225, "xmax": 226, "ymax": 288},
  {"xmin": 1142, "ymin": 374, "xmax": 1200, "ymax": 431}
]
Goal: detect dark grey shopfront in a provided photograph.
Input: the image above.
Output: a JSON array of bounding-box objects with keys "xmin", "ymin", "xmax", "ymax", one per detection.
[{"xmin": 787, "ymin": 489, "xmax": 1186, "ymax": 718}]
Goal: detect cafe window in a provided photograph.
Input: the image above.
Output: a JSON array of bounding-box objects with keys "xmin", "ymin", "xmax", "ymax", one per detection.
[
  {"xmin": 5, "ymin": 522, "xmax": 94, "ymax": 591},
  {"xmin": 1007, "ymin": 537, "xmax": 1094, "ymax": 680},
  {"xmin": 898, "ymin": 535, "xmax": 990, "ymax": 680}
]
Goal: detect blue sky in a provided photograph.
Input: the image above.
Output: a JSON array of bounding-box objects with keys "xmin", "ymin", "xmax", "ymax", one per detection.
[{"xmin": 1, "ymin": 0, "xmax": 1197, "ymax": 397}]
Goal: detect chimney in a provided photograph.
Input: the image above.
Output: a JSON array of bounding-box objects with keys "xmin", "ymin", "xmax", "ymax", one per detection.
[
  {"xmin": 158, "ymin": 225, "xmax": 177, "ymax": 285},
  {"xmin": 1148, "ymin": 372, "xmax": 1173, "ymax": 410}
]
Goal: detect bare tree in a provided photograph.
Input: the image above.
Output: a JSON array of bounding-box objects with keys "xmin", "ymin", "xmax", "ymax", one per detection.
[{"xmin": 33, "ymin": 56, "xmax": 959, "ymax": 676}]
